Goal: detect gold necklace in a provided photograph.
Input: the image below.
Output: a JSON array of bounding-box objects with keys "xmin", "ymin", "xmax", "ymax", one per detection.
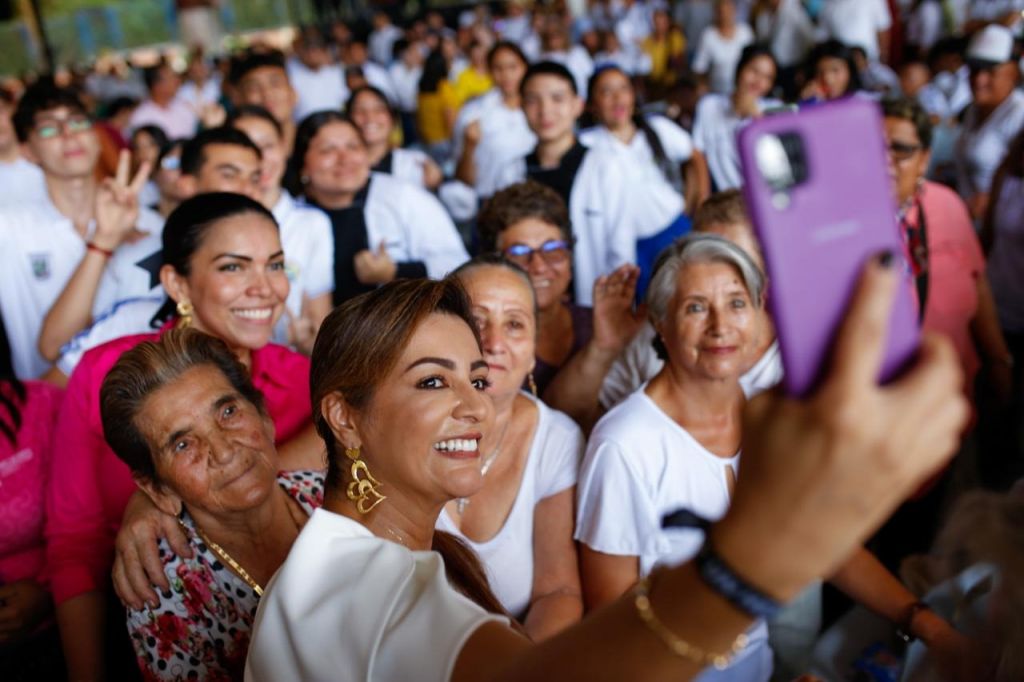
[{"xmin": 185, "ymin": 519, "xmax": 264, "ymax": 596}]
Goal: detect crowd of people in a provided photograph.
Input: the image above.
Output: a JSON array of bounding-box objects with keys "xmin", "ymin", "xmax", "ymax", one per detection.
[{"xmin": 1, "ymin": 0, "xmax": 1023, "ymax": 680}]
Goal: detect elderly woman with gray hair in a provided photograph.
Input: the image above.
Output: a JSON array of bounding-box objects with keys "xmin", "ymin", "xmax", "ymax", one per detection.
[{"xmin": 575, "ymin": 234, "xmax": 972, "ymax": 682}]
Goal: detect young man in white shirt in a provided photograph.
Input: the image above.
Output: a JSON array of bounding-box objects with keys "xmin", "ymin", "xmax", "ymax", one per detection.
[
  {"xmin": 368, "ymin": 11, "xmax": 404, "ymax": 65},
  {"xmin": 387, "ymin": 38, "xmax": 425, "ymax": 144},
  {"xmin": 0, "ymin": 84, "xmax": 152, "ymax": 379},
  {"xmin": 229, "ymin": 50, "xmax": 300, "ymax": 153},
  {"xmin": 0, "ymin": 90, "xmax": 46, "ymax": 205},
  {"xmin": 286, "ymin": 27, "xmax": 349, "ymax": 122},
  {"xmin": 494, "ymin": 61, "xmax": 636, "ymax": 305}
]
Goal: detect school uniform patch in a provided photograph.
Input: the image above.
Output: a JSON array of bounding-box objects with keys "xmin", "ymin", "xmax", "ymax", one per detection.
[{"xmin": 29, "ymin": 253, "xmax": 50, "ymax": 280}]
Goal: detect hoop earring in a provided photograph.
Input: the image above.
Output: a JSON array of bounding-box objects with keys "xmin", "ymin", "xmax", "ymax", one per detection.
[
  {"xmin": 176, "ymin": 300, "xmax": 193, "ymax": 329},
  {"xmin": 344, "ymin": 446, "xmax": 386, "ymax": 514},
  {"xmin": 528, "ymin": 372, "xmax": 538, "ymax": 397}
]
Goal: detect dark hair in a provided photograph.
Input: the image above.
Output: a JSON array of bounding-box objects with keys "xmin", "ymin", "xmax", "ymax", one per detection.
[
  {"xmin": 228, "ymin": 49, "xmax": 288, "ymax": 86},
  {"xmin": 131, "ymin": 124, "xmax": 170, "ymax": 152},
  {"xmin": 692, "ymin": 189, "xmax": 749, "ymax": 232},
  {"xmin": 880, "ymin": 96, "xmax": 933, "ymax": 150},
  {"xmin": 283, "ymin": 110, "xmax": 353, "ymax": 196},
  {"xmin": 227, "ymin": 104, "xmax": 284, "ymax": 139},
  {"xmin": 419, "ymin": 49, "xmax": 450, "ymax": 93},
  {"xmin": 104, "ymin": 96, "xmax": 139, "ymax": 119},
  {"xmin": 345, "ymin": 85, "xmax": 396, "ymax": 121},
  {"xmin": 100, "ymin": 328, "xmax": 267, "ymax": 481},
  {"xmin": 806, "ymin": 40, "xmax": 863, "ymax": 96},
  {"xmin": 13, "ymin": 82, "xmax": 89, "ymax": 143},
  {"xmin": 926, "ymin": 36, "xmax": 967, "ymax": 72},
  {"xmin": 587, "ymin": 65, "xmax": 676, "ymax": 184},
  {"xmin": 391, "ymin": 38, "xmax": 411, "ymax": 62},
  {"xmin": 309, "ymin": 278, "xmax": 513, "ymax": 617},
  {"xmin": 143, "ymin": 63, "xmax": 173, "ymax": 91},
  {"xmin": 487, "ymin": 40, "xmax": 528, "ymax": 70},
  {"xmin": 521, "ymin": 60, "xmax": 578, "ymax": 96},
  {"xmin": 477, "ymin": 180, "xmax": 571, "ymax": 251},
  {"xmin": 151, "ymin": 192, "xmax": 278, "ymax": 326},
  {"xmin": 734, "ymin": 43, "xmax": 777, "ymax": 87},
  {"xmin": 179, "ymin": 126, "xmax": 262, "ymax": 176}
]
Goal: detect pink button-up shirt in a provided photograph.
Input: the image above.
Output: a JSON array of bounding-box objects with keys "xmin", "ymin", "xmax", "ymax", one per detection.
[{"xmin": 45, "ymin": 331, "xmax": 312, "ymax": 605}]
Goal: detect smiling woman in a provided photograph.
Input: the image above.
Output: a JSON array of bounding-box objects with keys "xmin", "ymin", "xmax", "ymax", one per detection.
[{"xmin": 45, "ymin": 193, "xmax": 321, "ymax": 681}]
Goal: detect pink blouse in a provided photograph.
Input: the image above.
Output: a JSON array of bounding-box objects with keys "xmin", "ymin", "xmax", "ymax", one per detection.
[
  {"xmin": 0, "ymin": 381, "xmax": 64, "ymax": 587},
  {"xmin": 45, "ymin": 332, "xmax": 312, "ymax": 605}
]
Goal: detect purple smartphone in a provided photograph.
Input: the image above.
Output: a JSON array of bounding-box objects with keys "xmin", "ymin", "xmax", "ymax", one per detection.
[{"xmin": 737, "ymin": 98, "xmax": 919, "ymax": 397}]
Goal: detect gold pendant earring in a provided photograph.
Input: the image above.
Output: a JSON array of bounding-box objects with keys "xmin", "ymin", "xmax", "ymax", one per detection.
[
  {"xmin": 344, "ymin": 446, "xmax": 386, "ymax": 514},
  {"xmin": 528, "ymin": 372, "xmax": 538, "ymax": 397},
  {"xmin": 176, "ymin": 300, "xmax": 193, "ymax": 329}
]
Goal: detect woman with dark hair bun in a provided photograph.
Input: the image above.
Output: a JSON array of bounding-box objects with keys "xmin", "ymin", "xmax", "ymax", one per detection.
[
  {"xmin": 693, "ymin": 43, "xmax": 781, "ymax": 190},
  {"xmin": 45, "ymin": 192, "xmax": 320, "ymax": 682}
]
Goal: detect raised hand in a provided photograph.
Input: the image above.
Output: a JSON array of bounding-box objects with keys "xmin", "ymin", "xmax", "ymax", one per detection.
[
  {"xmin": 591, "ymin": 264, "xmax": 645, "ymax": 356},
  {"xmin": 93, "ymin": 149, "xmax": 151, "ymax": 251},
  {"xmin": 354, "ymin": 240, "xmax": 398, "ymax": 285}
]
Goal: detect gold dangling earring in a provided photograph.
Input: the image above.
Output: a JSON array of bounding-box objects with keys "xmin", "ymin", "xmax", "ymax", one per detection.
[
  {"xmin": 344, "ymin": 446, "xmax": 386, "ymax": 514},
  {"xmin": 176, "ymin": 300, "xmax": 193, "ymax": 329},
  {"xmin": 528, "ymin": 372, "xmax": 538, "ymax": 397}
]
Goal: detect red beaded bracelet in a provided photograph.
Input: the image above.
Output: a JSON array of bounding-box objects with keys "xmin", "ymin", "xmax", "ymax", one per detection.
[{"xmin": 85, "ymin": 242, "xmax": 114, "ymax": 258}]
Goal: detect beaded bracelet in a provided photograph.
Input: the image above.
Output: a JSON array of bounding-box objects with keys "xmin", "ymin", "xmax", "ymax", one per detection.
[
  {"xmin": 696, "ymin": 542, "xmax": 783, "ymax": 620},
  {"xmin": 633, "ymin": 574, "xmax": 749, "ymax": 670}
]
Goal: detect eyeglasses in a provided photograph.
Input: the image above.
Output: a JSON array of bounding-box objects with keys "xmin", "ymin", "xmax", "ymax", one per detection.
[
  {"xmin": 33, "ymin": 115, "xmax": 93, "ymax": 140},
  {"xmin": 887, "ymin": 140, "xmax": 922, "ymax": 162},
  {"xmin": 160, "ymin": 155, "xmax": 181, "ymax": 171},
  {"xmin": 502, "ymin": 239, "xmax": 572, "ymax": 266}
]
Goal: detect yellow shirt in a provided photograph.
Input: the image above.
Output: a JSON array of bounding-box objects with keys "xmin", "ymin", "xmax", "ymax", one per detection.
[
  {"xmin": 452, "ymin": 67, "xmax": 493, "ymax": 108},
  {"xmin": 416, "ymin": 81, "xmax": 457, "ymax": 145},
  {"xmin": 643, "ymin": 31, "xmax": 686, "ymax": 86}
]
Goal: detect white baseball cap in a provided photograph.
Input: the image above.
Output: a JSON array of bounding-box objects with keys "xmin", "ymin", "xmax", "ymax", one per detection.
[{"xmin": 966, "ymin": 24, "xmax": 1015, "ymax": 69}]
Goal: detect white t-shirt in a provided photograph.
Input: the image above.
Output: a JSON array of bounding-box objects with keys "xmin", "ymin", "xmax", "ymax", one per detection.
[
  {"xmin": 969, "ymin": 0, "xmax": 1024, "ymax": 31},
  {"xmin": 495, "ymin": 148, "xmax": 637, "ymax": 305},
  {"xmin": 271, "ymin": 192, "xmax": 335, "ymax": 345},
  {"xmin": 0, "ymin": 200, "xmax": 94, "ymax": 378},
  {"xmin": 369, "ymin": 24, "xmax": 403, "ymax": 65},
  {"xmin": 693, "ymin": 92, "xmax": 782, "ymax": 190},
  {"xmin": 955, "ymin": 89, "xmax": 1024, "ymax": 202},
  {"xmin": 753, "ymin": 0, "xmax": 815, "ymax": 68},
  {"xmin": 56, "ymin": 296, "xmax": 164, "ymax": 377},
  {"xmin": 128, "ymin": 98, "xmax": 198, "ymax": 139},
  {"xmin": 576, "ymin": 388, "xmax": 772, "ymax": 681},
  {"xmin": 287, "ymin": 59, "xmax": 349, "ymax": 121},
  {"xmin": 175, "ymin": 77, "xmax": 221, "ymax": 111},
  {"xmin": 453, "ymin": 90, "xmax": 537, "ymax": 199},
  {"xmin": 0, "ymin": 157, "xmax": 47, "ymax": 206},
  {"xmin": 388, "ymin": 61, "xmax": 422, "ymax": 113},
  {"xmin": 363, "ymin": 172, "xmax": 470, "ymax": 279},
  {"xmin": 599, "ymin": 322, "xmax": 783, "ymax": 409},
  {"xmin": 380, "ymin": 147, "xmax": 433, "ymax": 189},
  {"xmin": 905, "ymin": 1, "xmax": 944, "ymax": 52},
  {"xmin": 435, "ymin": 394, "xmax": 583, "ymax": 618},
  {"xmin": 579, "ymin": 116, "xmax": 690, "ymax": 228},
  {"xmin": 691, "ymin": 23, "xmax": 755, "ymax": 95},
  {"xmin": 245, "ymin": 508, "xmax": 506, "ymax": 682},
  {"xmin": 817, "ymin": 0, "xmax": 892, "ymax": 61},
  {"xmin": 988, "ymin": 174, "xmax": 1024, "ymax": 333},
  {"xmin": 361, "ymin": 61, "xmax": 399, "ymax": 104}
]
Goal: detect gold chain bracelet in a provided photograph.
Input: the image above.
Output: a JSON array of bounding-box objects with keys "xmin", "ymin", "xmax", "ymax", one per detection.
[{"xmin": 633, "ymin": 574, "xmax": 749, "ymax": 670}]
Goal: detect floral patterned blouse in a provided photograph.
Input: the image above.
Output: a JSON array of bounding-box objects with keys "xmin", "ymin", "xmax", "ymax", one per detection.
[{"xmin": 126, "ymin": 470, "xmax": 324, "ymax": 681}]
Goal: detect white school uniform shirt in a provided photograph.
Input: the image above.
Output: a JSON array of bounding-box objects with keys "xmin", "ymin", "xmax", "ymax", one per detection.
[
  {"xmin": 969, "ymin": 0, "xmax": 1024, "ymax": 31},
  {"xmin": 905, "ymin": 1, "xmax": 944, "ymax": 53},
  {"xmin": 579, "ymin": 115, "xmax": 690, "ymax": 229},
  {"xmin": 576, "ymin": 388, "xmax": 772, "ymax": 682},
  {"xmin": 287, "ymin": 59, "xmax": 349, "ymax": 121},
  {"xmin": 57, "ymin": 297, "xmax": 164, "ymax": 377},
  {"xmin": 363, "ymin": 172, "xmax": 470, "ymax": 279},
  {"xmin": 955, "ymin": 90, "xmax": 1024, "ymax": 202},
  {"xmin": 0, "ymin": 157, "xmax": 47, "ymax": 206},
  {"xmin": 0, "ymin": 199, "xmax": 96, "ymax": 379},
  {"xmin": 540, "ymin": 46, "xmax": 595, "ymax": 96},
  {"xmin": 453, "ymin": 90, "xmax": 536, "ymax": 198},
  {"xmin": 388, "ymin": 61, "xmax": 422, "ymax": 113},
  {"xmin": 379, "ymin": 147, "xmax": 433, "ymax": 188},
  {"xmin": 245, "ymin": 509, "xmax": 507, "ymax": 682},
  {"xmin": 693, "ymin": 92, "xmax": 782, "ymax": 190},
  {"xmin": 917, "ymin": 68, "xmax": 972, "ymax": 122},
  {"xmin": 599, "ymin": 322, "xmax": 783, "ymax": 409},
  {"xmin": 92, "ymin": 206, "xmax": 166, "ymax": 316},
  {"xmin": 753, "ymin": 0, "xmax": 815, "ymax": 69},
  {"xmin": 175, "ymin": 77, "xmax": 221, "ymax": 110},
  {"xmin": 361, "ymin": 60, "xmax": 399, "ymax": 104},
  {"xmin": 691, "ymin": 23, "xmax": 754, "ymax": 95},
  {"xmin": 494, "ymin": 148, "xmax": 637, "ymax": 305},
  {"xmin": 368, "ymin": 24, "xmax": 403, "ymax": 65},
  {"xmin": 271, "ymin": 192, "xmax": 335, "ymax": 345},
  {"xmin": 816, "ymin": 0, "xmax": 892, "ymax": 62},
  {"xmin": 435, "ymin": 394, "xmax": 583, "ymax": 618}
]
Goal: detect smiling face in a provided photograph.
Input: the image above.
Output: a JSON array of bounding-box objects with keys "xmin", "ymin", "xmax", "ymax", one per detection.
[
  {"xmin": 657, "ymin": 261, "xmax": 758, "ymax": 381},
  {"xmin": 969, "ymin": 61, "xmax": 1019, "ymax": 110},
  {"xmin": 816, "ymin": 56, "xmax": 851, "ymax": 99},
  {"xmin": 459, "ymin": 266, "xmax": 537, "ymax": 401},
  {"xmin": 237, "ymin": 66, "xmax": 298, "ymax": 126},
  {"xmin": 522, "ymin": 73, "xmax": 583, "ymax": 144},
  {"xmin": 232, "ymin": 116, "xmax": 286, "ymax": 196},
  {"xmin": 495, "ymin": 217, "xmax": 571, "ymax": 310},
  {"xmin": 348, "ymin": 90, "xmax": 394, "ymax": 148},
  {"xmin": 23, "ymin": 105, "xmax": 99, "ymax": 178},
  {"xmin": 302, "ymin": 120, "xmax": 371, "ymax": 203},
  {"xmin": 339, "ymin": 313, "xmax": 495, "ymax": 505},
  {"xmin": 490, "ymin": 46, "xmax": 527, "ymax": 99},
  {"xmin": 736, "ymin": 55, "xmax": 777, "ymax": 99},
  {"xmin": 135, "ymin": 364, "xmax": 280, "ymax": 518},
  {"xmin": 162, "ymin": 213, "xmax": 289, "ymax": 353},
  {"xmin": 590, "ymin": 68, "xmax": 634, "ymax": 130}
]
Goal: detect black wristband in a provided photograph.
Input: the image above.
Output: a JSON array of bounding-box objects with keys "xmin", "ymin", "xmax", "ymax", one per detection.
[{"xmin": 695, "ymin": 541, "xmax": 782, "ymax": 620}]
